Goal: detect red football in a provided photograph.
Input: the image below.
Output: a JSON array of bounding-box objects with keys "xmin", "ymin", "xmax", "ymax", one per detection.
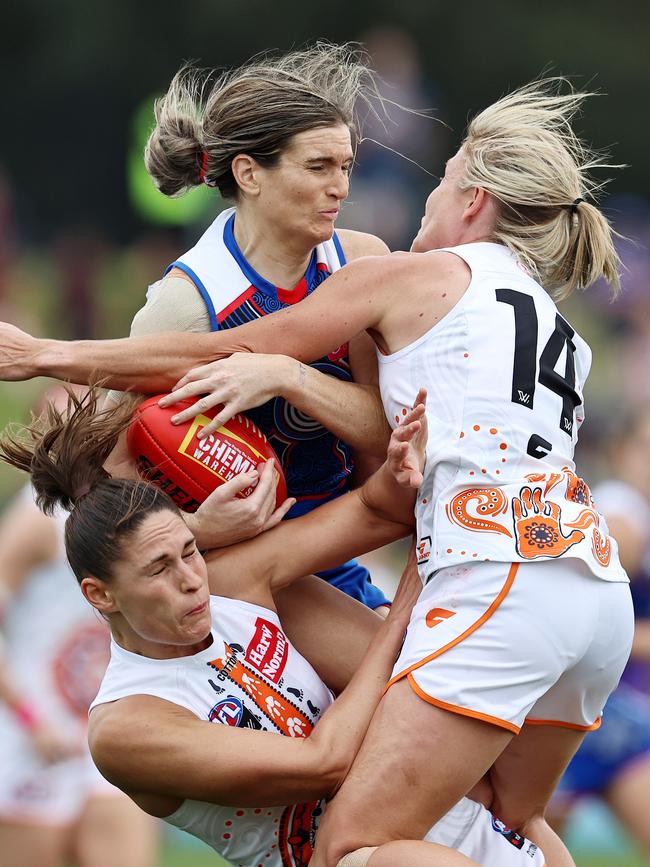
[{"xmin": 127, "ymin": 395, "xmax": 287, "ymax": 513}]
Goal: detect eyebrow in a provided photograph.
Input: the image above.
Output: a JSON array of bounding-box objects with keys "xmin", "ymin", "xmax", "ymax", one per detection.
[
  {"xmin": 142, "ymin": 536, "xmax": 196, "ymax": 570},
  {"xmin": 305, "ymin": 155, "xmax": 353, "ymax": 165}
]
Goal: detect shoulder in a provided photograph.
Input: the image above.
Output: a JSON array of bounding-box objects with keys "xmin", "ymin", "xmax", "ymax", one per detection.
[
  {"xmin": 342, "ymin": 249, "xmax": 468, "ymax": 287},
  {"xmin": 130, "ymin": 271, "xmax": 211, "ymax": 336},
  {"xmin": 336, "ymin": 228, "xmax": 390, "ymax": 261}
]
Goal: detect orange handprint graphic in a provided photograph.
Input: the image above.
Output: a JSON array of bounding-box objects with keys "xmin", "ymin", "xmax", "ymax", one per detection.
[{"xmin": 512, "ymin": 486, "xmax": 585, "ymax": 559}]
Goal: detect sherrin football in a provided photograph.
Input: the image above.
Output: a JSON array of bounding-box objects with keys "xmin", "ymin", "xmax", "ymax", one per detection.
[{"xmin": 127, "ymin": 395, "xmax": 287, "ymax": 513}]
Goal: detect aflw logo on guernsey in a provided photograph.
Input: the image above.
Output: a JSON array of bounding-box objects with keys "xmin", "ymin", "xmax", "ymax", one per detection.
[
  {"xmin": 177, "ymin": 414, "xmax": 265, "ymax": 491},
  {"xmin": 245, "ymin": 617, "xmax": 288, "ymax": 683}
]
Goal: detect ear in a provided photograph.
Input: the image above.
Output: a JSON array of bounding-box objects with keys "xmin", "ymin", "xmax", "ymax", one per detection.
[
  {"xmin": 463, "ymin": 186, "xmax": 488, "ymax": 220},
  {"xmin": 80, "ymin": 576, "xmax": 119, "ymax": 614},
  {"xmin": 231, "ymin": 154, "xmax": 262, "ymax": 197}
]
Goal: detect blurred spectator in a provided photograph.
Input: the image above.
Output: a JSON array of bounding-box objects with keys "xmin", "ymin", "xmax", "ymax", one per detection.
[
  {"xmin": 0, "ymin": 385, "xmax": 160, "ymax": 867},
  {"xmin": 551, "ymin": 408, "xmax": 650, "ymax": 860}
]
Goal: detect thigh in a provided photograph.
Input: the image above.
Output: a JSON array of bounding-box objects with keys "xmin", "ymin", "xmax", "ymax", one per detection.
[
  {"xmin": 311, "ymin": 678, "xmax": 512, "ymax": 866},
  {"xmin": 0, "ymin": 821, "xmax": 70, "ymax": 867},
  {"xmin": 274, "ymin": 574, "xmax": 383, "ymax": 694},
  {"xmin": 73, "ymin": 794, "xmax": 159, "ymax": 867}
]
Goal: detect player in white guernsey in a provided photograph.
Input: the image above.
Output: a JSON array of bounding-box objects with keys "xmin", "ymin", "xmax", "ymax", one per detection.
[
  {"xmin": 10, "ymin": 79, "xmax": 631, "ymax": 867},
  {"xmin": 0, "ymin": 391, "xmax": 553, "ymax": 867},
  {"xmin": 0, "ymin": 484, "xmax": 158, "ymax": 867}
]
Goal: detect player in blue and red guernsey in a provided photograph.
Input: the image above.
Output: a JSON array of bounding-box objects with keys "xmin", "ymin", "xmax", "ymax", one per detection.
[{"xmin": 126, "ymin": 48, "xmax": 393, "ymax": 609}]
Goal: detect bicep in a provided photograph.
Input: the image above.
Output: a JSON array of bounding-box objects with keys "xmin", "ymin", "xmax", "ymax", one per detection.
[{"xmin": 91, "ymin": 698, "xmax": 329, "ymax": 806}]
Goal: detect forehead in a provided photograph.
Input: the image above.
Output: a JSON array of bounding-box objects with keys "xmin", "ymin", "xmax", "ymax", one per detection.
[
  {"xmin": 444, "ymin": 148, "xmax": 465, "ymax": 178},
  {"xmin": 127, "ymin": 510, "xmax": 190, "ymax": 566},
  {"xmin": 283, "ymin": 123, "xmax": 353, "ymax": 161}
]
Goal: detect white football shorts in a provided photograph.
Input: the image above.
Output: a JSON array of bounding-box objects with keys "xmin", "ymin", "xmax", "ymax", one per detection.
[
  {"xmin": 388, "ymin": 558, "xmax": 634, "ymax": 733},
  {"xmin": 0, "ymin": 715, "xmax": 123, "ymax": 825}
]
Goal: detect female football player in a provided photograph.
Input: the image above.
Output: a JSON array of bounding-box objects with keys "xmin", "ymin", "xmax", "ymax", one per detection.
[
  {"xmin": 0, "ymin": 387, "xmax": 158, "ymax": 867},
  {"xmin": 0, "ymin": 388, "xmax": 556, "ymax": 867},
  {"xmin": 107, "ymin": 43, "xmax": 398, "ymax": 610}
]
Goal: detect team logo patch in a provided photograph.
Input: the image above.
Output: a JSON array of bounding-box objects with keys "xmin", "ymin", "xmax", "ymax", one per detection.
[
  {"xmin": 246, "ymin": 617, "xmax": 288, "ymax": 683},
  {"xmin": 491, "ymin": 817, "xmax": 525, "ymax": 849},
  {"xmin": 209, "ymin": 697, "xmax": 244, "ymax": 727},
  {"xmin": 417, "ymin": 535, "xmax": 431, "ymax": 565}
]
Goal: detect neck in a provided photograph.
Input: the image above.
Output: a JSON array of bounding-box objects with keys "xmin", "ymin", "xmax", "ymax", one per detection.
[
  {"xmin": 110, "ymin": 618, "xmax": 213, "ymax": 660},
  {"xmin": 234, "ymin": 201, "xmax": 315, "ymax": 289}
]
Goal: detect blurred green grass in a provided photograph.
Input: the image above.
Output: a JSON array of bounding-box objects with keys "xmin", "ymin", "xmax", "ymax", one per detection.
[{"xmin": 155, "ymin": 842, "xmax": 642, "ymax": 867}]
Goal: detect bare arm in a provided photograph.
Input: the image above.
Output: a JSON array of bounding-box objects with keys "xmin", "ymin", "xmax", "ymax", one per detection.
[
  {"xmin": 0, "ymin": 494, "xmax": 83, "ymax": 761},
  {"xmin": 0, "ymin": 254, "xmax": 397, "ymax": 389},
  {"xmin": 198, "ymin": 454, "xmax": 415, "ymax": 605},
  {"xmin": 0, "ymin": 492, "xmax": 59, "ymax": 602},
  {"xmin": 152, "ymin": 233, "xmax": 392, "ymax": 455},
  {"xmin": 90, "ymin": 552, "xmax": 420, "ymax": 810}
]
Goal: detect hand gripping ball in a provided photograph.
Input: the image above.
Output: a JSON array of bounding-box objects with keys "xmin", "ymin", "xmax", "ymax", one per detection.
[{"xmin": 127, "ymin": 395, "xmax": 287, "ymax": 513}]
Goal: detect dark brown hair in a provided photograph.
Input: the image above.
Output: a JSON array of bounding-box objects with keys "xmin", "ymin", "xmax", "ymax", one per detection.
[
  {"xmin": 0, "ymin": 388, "xmax": 178, "ymax": 584},
  {"xmin": 145, "ymin": 43, "xmax": 383, "ymax": 199}
]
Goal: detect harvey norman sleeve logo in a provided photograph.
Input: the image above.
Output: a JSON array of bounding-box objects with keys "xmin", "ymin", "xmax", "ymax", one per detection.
[
  {"xmin": 177, "ymin": 414, "xmax": 265, "ymax": 492},
  {"xmin": 245, "ymin": 617, "xmax": 288, "ymax": 683}
]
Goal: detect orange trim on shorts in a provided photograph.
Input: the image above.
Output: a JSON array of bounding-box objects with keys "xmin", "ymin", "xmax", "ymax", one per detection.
[
  {"xmin": 385, "ymin": 562, "xmax": 519, "ymax": 692},
  {"xmin": 524, "ymin": 716, "xmax": 602, "ymax": 732},
  {"xmin": 407, "ymin": 674, "xmax": 520, "ymax": 734}
]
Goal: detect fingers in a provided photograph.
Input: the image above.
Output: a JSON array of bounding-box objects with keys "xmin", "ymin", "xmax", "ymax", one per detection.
[
  {"xmin": 207, "ymin": 469, "xmax": 261, "ymax": 503},
  {"xmin": 393, "ymin": 419, "xmax": 422, "ymax": 443},
  {"xmin": 244, "ymin": 460, "xmax": 277, "ymax": 514},
  {"xmin": 195, "ymin": 405, "xmax": 238, "ymax": 438},
  {"xmin": 170, "ymin": 363, "xmax": 215, "ymax": 393},
  {"xmin": 262, "ymin": 497, "xmax": 297, "ymax": 531},
  {"xmin": 412, "ymin": 387, "xmax": 427, "ymax": 409}
]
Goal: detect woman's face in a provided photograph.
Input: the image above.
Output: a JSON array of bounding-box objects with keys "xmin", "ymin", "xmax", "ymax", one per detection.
[
  {"xmin": 253, "ymin": 123, "xmax": 353, "ymax": 250},
  {"xmin": 411, "ymin": 148, "xmax": 471, "ymax": 253},
  {"xmin": 100, "ymin": 510, "xmax": 212, "ymax": 657}
]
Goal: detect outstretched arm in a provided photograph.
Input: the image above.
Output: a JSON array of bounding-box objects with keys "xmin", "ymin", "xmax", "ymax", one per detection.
[{"xmin": 0, "ymin": 255, "xmax": 394, "ymax": 390}]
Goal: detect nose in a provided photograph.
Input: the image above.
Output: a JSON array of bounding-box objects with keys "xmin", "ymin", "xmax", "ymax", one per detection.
[
  {"xmin": 328, "ymin": 169, "xmax": 349, "ymax": 201},
  {"xmin": 179, "ymin": 560, "xmax": 204, "ymax": 593}
]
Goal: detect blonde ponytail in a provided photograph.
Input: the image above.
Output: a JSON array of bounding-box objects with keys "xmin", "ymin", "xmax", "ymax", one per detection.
[{"xmin": 461, "ymin": 79, "xmax": 622, "ymax": 297}]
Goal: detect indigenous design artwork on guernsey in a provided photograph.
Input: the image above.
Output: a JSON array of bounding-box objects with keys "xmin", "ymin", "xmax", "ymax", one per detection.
[
  {"xmin": 444, "ymin": 466, "xmax": 613, "ymax": 565},
  {"xmin": 446, "ymin": 488, "xmax": 512, "ymax": 537},
  {"xmin": 208, "ymin": 643, "xmax": 315, "ymax": 737},
  {"xmin": 278, "ymin": 800, "xmax": 323, "ymax": 867}
]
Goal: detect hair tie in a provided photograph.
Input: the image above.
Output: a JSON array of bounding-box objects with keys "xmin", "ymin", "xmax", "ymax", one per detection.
[
  {"xmin": 571, "ymin": 197, "xmax": 584, "ymax": 214},
  {"xmin": 198, "ymin": 151, "xmax": 210, "ymax": 185},
  {"xmin": 74, "ymin": 483, "xmax": 92, "ymax": 504}
]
